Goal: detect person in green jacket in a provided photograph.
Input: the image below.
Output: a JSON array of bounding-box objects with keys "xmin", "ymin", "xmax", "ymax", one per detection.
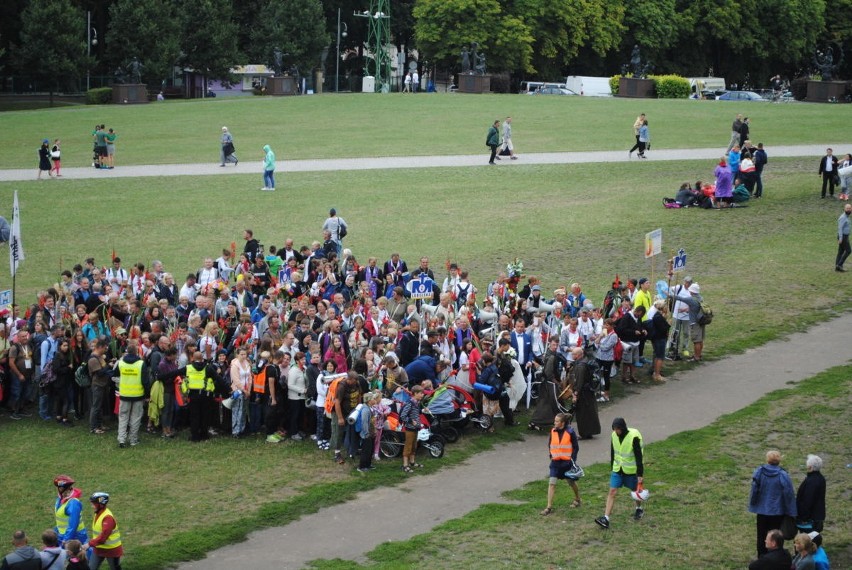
[
  {"xmin": 262, "ymin": 144, "xmax": 276, "ymax": 191},
  {"xmin": 486, "ymin": 120, "xmax": 500, "ymax": 165}
]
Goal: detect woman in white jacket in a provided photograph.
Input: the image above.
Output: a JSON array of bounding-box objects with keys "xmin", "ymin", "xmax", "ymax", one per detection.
[{"xmin": 287, "ymin": 352, "xmax": 308, "ymax": 440}]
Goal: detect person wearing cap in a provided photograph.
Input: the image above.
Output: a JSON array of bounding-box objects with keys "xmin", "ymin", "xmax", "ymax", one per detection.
[
  {"xmin": 53, "ymin": 476, "xmax": 88, "ymax": 547},
  {"xmin": 807, "ymin": 532, "xmax": 830, "ymax": 570},
  {"xmin": 220, "ymin": 126, "xmax": 238, "ymax": 166},
  {"xmin": 322, "ymin": 208, "xmax": 348, "ymax": 258},
  {"xmin": 38, "ymin": 139, "xmax": 53, "ymax": 179},
  {"xmin": 86, "ymin": 492, "xmax": 123, "ymax": 569},
  {"xmin": 594, "ymin": 417, "xmax": 645, "ymax": 529},
  {"xmin": 670, "ymin": 282, "xmax": 706, "ymax": 361}
]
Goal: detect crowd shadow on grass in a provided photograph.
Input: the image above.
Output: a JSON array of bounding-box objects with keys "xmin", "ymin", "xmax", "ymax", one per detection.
[{"xmin": 308, "ymin": 366, "xmax": 851, "ymax": 570}]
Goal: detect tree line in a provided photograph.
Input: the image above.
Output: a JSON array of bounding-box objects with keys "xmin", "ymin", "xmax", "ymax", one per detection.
[{"xmin": 0, "ymin": 0, "xmax": 849, "ymax": 94}]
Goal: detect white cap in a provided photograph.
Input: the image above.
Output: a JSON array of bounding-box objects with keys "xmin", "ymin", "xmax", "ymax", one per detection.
[{"xmin": 688, "ymin": 283, "xmax": 700, "ymax": 294}]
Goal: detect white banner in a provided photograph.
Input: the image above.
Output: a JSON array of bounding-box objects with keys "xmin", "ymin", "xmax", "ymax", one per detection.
[{"xmin": 9, "ymin": 191, "xmax": 24, "ymax": 277}]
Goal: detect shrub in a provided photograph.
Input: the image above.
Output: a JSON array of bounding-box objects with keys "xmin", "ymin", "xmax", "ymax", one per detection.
[
  {"xmin": 651, "ymin": 74, "xmax": 690, "ymax": 99},
  {"xmin": 609, "ymin": 75, "xmax": 622, "ymax": 95},
  {"xmin": 86, "ymin": 87, "xmax": 112, "ymax": 105}
]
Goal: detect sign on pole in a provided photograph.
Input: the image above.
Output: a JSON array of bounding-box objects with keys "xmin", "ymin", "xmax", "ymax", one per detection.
[
  {"xmin": 672, "ymin": 248, "xmax": 687, "ymax": 272},
  {"xmin": 9, "ymin": 190, "xmax": 24, "ymax": 276},
  {"xmin": 406, "ymin": 274, "xmax": 435, "ymax": 300},
  {"xmin": 0, "ymin": 290, "xmax": 10, "ymax": 308},
  {"xmin": 644, "ymin": 228, "xmax": 662, "ymax": 258}
]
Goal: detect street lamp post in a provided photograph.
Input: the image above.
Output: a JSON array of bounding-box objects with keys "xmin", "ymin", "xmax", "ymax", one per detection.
[
  {"xmin": 86, "ymin": 11, "xmax": 98, "ymax": 92},
  {"xmin": 335, "ymin": 8, "xmax": 348, "ymax": 92}
]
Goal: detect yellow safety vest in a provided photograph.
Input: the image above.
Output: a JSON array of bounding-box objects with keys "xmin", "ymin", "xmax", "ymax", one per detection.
[
  {"xmin": 118, "ymin": 359, "xmax": 144, "ymax": 398},
  {"xmin": 55, "ymin": 498, "xmax": 85, "ymax": 537},
  {"xmin": 92, "ymin": 508, "xmax": 121, "ymax": 550},
  {"xmin": 549, "ymin": 429, "xmax": 574, "ymax": 461},
  {"xmin": 611, "ymin": 428, "xmax": 643, "ymax": 474},
  {"xmin": 185, "ymin": 365, "xmax": 212, "ymax": 392}
]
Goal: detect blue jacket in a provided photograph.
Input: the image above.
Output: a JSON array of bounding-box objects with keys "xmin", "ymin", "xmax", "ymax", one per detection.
[
  {"xmin": 510, "ymin": 331, "xmax": 533, "ymax": 366},
  {"xmin": 404, "ymin": 355, "xmax": 437, "ymax": 384},
  {"xmin": 748, "ymin": 464, "xmax": 797, "ymax": 516}
]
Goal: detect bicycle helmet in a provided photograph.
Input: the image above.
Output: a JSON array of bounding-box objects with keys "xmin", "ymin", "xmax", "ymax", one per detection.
[
  {"xmin": 53, "ymin": 475, "xmax": 75, "ymax": 490},
  {"xmin": 90, "ymin": 492, "xmax": 110, "ymax": 506}
]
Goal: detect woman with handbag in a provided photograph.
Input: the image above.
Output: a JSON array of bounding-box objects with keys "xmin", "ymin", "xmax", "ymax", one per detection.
[{"xmin": 220, "ymin": 126, "xmax": 238, "ymax": 166}]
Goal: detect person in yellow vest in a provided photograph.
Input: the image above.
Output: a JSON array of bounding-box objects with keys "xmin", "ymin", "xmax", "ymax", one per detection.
[
  {"xmin": 171, "ymin": 352, "xmax": 218, "ymax": 442},
  {"xmin": 632, "ymin": 278, "xmax": 652, "ymax": 368},
  {"xmin": 53, "ymin": 475, "xmax": 88, "ymax": 547},
  {"xmin": 595, "ymin": 417, "xmax": 645, "ymax": 529},
  {"xmin": 116, "ymin": 341, "xmax": 149, "ymax": 448},
  {"xmin": 85, "ymin": 492, "xmax": 122, "ymax": 569},
  {"xmin": 540, "ymin": 413, "xmax": 582, "ymax": 515}
]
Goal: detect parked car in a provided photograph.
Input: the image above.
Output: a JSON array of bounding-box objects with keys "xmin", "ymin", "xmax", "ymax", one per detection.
[
  {"xmin": 533, "ymin": 86, "xmax": 576, "ymax": 96},
  {"xmin": 717, "ymin": 90, "xmax": 768, "ymax": 101}
]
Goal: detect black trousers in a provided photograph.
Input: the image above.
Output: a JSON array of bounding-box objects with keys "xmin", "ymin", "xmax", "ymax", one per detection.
[
  {"xmin": 498, "ymin": 392, "xmax": 514, "ymax": 426},
  {"xmin": 188, "ymin": 390, "xmax": 209, "ymax": 441},
  {"xmin": 359, "ymin": 435, "xmax": 374, "ymax": 468},
  {"xmin": 822, "ymin": 172, "xmax": 836, "ymax": 197},
  {"xmin": 488, "ymin": 145, "xmax": 498, "ymax": 164},
  {"xmin": 630, "ymin": 134, "xmax": 640, "ymax": 153},
  {"xmin": 756, "ymin": 514, "xmax": 785, "ymax": 556},
  {"xmin": 837, "ymin": 235, "xmax": 851, "ymax": 268}
]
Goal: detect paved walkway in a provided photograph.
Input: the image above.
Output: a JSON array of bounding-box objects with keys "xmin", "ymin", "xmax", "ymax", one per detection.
[
  {"xmin": 177, "ymin": 314, "xmax": 852, "ymax": 570},
  {"xmin": 2, "ymin": 144, "xmax": 849, "ymax": 182}
]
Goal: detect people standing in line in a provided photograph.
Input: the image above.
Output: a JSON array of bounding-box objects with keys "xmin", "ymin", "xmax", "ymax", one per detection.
[
  {"xmin": 836, "ymin": 203, "xmax": 851, "ymax": 272},
  {"xmin": 412, "ymin": 69, "xmax": 419, "ymax": 93},
  {"xmin": 86, "ymin": 492, "xmax": 123, "ymax": 570},
  {"xmin": 837, "ymin": 152, "xmax": 851, "ymax": 201},
  {"xmin": 322, "ymin": 208, "xmax": 348, "ymax": 259},
  {"xmin": 1, "ymin": 530, "xmax": 42, "ymax": 569},
  {"xmin": 594, "ymin": 417, "xmax": 645, "ymax": 529},
  {"xmin": 501, "ymin": 116, "xmax": 518, "ymax": 160},
  {"xmin": 540, "ymin": 412, "xmax": 582, "ymax": 515},
  {"xmin": 636, "ymin": 119, "xmax": 650, "ymax": 158},
  {"xmin": 403, "ymin": 72, "xmax": 411, "ymax": 93},
  {"xmin": 105, "ymin": 129, "xmax": 117, "ymax": 169},
  {"xmin": 628, "ymin": 113, "xmax": 645, "ymax": 157},
  {"xmin": 753, "ymin": 143, "xmax": 768, "ymax": 198},
  {"xmin": 748, "ymin": 529, "xmax": 792, "ymax": 570},
  {"xmin": 727, "ymin": 113, "xmax": 743, "ymax": 153},
  {"xmin": 220, "ymin": 126, "xmax": 238, "ymax": 167},
  {"xmin": 748, "ymin": 450, "xmax": 797, "ymax": 558},
  {"xmin": 715, "ymin": 156, "xmax": 734, "ymax": 208},
  {"xmin": 261, "ymin": 144, "xmax": 276, "ymax": 191},
  {"xmin": 796, "ymin": 455, "xmax": 826, "ymax": 533},
  {"xmin": 50, "ymin": 139, "xmax": 62, "ymax": 177},
  {"xmin": 38, "ymin": 139, "xmax": 52, "ymax": 179},
  {"xmin": 53, "ymin": 475, "xmax": 88, "ymax": 547},
  {"xmin": 486, "ymin": 119, "xmax": 500, "ymax": 165},
  {"xmin": 818, "ymin": 148, "xmax": 839, "ymax": 199}
]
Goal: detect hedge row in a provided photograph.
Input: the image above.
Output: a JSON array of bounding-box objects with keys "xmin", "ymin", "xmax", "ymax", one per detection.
[{"xmin": 609, "ymin": 74, "xmax": 691, "ymax": 98}]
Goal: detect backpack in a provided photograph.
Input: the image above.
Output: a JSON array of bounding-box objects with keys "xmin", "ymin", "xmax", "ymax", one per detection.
[
  {"xmin": 338, "ymin": 221, "xmax": 348, "ymax": 239},
  {"xmin": 456, "ymin": 282, "xmax": 471, "ymax": 309},
  {"xmin": 698, "ymin": 302, "xmax": 714, "ymax": 325},
  {"xmin": 75, "ymin": 363, "xmax": 91, "ymax": 388}
]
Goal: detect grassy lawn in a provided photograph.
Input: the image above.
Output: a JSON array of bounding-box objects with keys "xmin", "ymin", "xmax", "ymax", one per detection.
[
  {"xmin": 0, "ymin": 95, "xmax": 849, "ymax": 168},
  {"xmin": 307, "ymin": 366, "xmax": 852, "ymax": 570},
  {"xmin": 0, "ymin": 95, "xmax": 850, "ymax": 569}
]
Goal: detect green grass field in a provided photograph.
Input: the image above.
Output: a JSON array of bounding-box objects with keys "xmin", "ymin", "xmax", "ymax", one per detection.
[
  {"xmin": 2, "ymin": 94, "xmax": 850, "ymax": 168},
  {"xmin": 0, "ymin": 95, "xmax": 850, "ymax": 569},
  {"xmin": 307, "ymin": 366, "xmax": 852, "ymax": 570}
]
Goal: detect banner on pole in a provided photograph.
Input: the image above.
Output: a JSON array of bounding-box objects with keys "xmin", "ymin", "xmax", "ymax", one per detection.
[
  {"xmin": 9, "ymin": 191, "xmax": 24, "ymax": 277},
  {"xmin": 672, "ymin": 248, "xmax": 687, "ymax": 272},
  {"xmin": 644, "ymin": 228, "xmax": 662, "ymax": 259}
]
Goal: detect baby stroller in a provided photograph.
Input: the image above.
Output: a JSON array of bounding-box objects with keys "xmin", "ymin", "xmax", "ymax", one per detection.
[
  {"xmin": 380, "ymin": 410, "xmax": 445, "ymax": 459},
  {"xmin": 444, "ymin": 384, "xmax": 494, "ymax": 432}
]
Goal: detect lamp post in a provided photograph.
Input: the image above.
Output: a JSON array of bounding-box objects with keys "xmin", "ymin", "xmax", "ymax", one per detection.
[
  {"xmin": 86, "ymin": 11, "xmax": 98, "ymax": 91},
  {"xmin": 335, "ymin": 8, "xmax": 348, "ymax": 92}
]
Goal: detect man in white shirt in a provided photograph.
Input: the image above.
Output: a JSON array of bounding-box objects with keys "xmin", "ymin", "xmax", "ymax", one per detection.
[
  {"xmin": 105, "ymin": 257, "xmax": 129, "ymax": 286},
  {"xmin": 215, "ymin": 249, "xmax": 233, "ymax": 282},
  {"xmin": 668, "ymin": 275, "xmax": 693, "ymax": 360},
  {"xmin": 442, "ymin": 263, "xmax": 460, "ymax": 293},
  {"xmin": 179, "ymin": 274, "xmax": 199, "ymax": 304},
  {"xmin": 197, "ymin": 257, "xmax": 219, "ymax": 289}
]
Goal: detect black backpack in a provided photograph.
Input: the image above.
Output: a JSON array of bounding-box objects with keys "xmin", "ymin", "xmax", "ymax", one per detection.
[
  {"xmin": 456, "ymin": 282, "xmax": 471, "ymax": 309},
  {"xmin": 338, "ymin": 221, "xmax": 348, "ymax": 239}
]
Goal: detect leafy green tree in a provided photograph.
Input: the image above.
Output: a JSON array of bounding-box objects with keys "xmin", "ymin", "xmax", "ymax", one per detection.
[
  {"xmin": 12, "ymin": 0, "xmax": 87, "ymax": 104},
  {"xmin": 106, "ymin": 0, "xmax": 181, "ymax": 86},
  {"xmin": 513, "ymin": 0, "xmax": 625, "ymax": 77},
  {"xmin": 414, "ymin": 0, "xmax": 534, "ymax": 72},
  {"xmin": 248, "ymin": 0, "xmax": 329, "ymax": 74},
  {"xmin": 176, "ymin": 0, "xmax": 240, "ymax": 82}
]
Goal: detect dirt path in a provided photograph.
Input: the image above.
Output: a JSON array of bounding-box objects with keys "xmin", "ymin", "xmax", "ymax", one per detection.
[
  {"xmin": 176, "ymin": 314, "xmax": 852, "ymax": 569},
  {"xmin": 0, "ymin": 144, "xmax": 848, "ymax": 182}
]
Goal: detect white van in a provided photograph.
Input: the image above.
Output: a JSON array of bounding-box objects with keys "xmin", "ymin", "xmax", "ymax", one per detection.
[
  {"xmin": 689, "ymin": 77, "xmax": 726, "ymax": 99},
  {"xmin": 564, "ymin": 76, "xmax": 612, "ymax": 97}
]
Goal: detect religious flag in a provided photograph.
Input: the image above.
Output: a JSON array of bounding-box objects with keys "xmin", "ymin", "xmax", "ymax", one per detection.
[{"xmin": 9, "ymin": 191, "xmax": 24, "ymax": 277}]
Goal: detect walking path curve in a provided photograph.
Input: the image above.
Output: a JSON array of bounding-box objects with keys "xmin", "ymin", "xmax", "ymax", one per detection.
[
  {"xmin": 178, "ymin": 314, "xmax": 852, "ymax": 570},
  {"xmin": 1, "ymin": 144, "xmax": 848, "ymax": 182}
]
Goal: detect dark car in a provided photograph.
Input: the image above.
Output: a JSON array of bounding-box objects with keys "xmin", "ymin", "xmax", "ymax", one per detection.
[
  {"xmin": 533, "ymin": 86, "xmax": 576, "ymax": 96},
  {"xmin": 717, "ymin": 90, "xmax": 768, "ymax": 102}
]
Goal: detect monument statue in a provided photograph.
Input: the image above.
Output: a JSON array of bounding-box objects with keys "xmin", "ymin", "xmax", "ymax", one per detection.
[
  {"xmin": 813, "ymin": 46, "xmax": 843, "ymax": 82},
  {"xmin": 475, "ymin": 52, "xmax": 487, "ymax": 75},
  {"xmin": 272, "ymin": 47, "xmax": 283, "ymax": 75},
  {"xmin": 113, "ymin": 67, "xmax": 127, "ymax": 85},
  {"xmin": 470, "ymin": 42, "xmax": 479, "ymax": 74},
  {"xmin": 127, "ymin": 57, "xmax": 143, "ymax": 84},
  {"xmin": 630, "ymin": 45, "xmax": 643, "ymax": 77},
  {"xmin": 461, "ymin": 47, "xmax": 470, "ymax": 73}
]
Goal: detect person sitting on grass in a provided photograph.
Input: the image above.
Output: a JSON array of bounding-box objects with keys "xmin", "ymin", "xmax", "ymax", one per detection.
[{"xmin": 541, "ymin": 412, "xmax": 582, "ymax": 515}]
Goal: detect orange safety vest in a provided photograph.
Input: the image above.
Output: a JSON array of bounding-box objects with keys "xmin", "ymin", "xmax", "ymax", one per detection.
[
  {"xmin": 252, "ymin": 367, "xmax": 268, "ymax": 394},
  {"xmin": 549, "ymin": 428, "xmax": 573, "ymax": 461}
]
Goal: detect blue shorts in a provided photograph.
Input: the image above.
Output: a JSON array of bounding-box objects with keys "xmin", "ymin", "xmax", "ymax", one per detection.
[
  {"xmin": 610, "ymin": 472, "xmax": 639, "ymax": 490},
  {"xmin": 549, "ymin": 459, "xmax": 575, "ymax": 480}
]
